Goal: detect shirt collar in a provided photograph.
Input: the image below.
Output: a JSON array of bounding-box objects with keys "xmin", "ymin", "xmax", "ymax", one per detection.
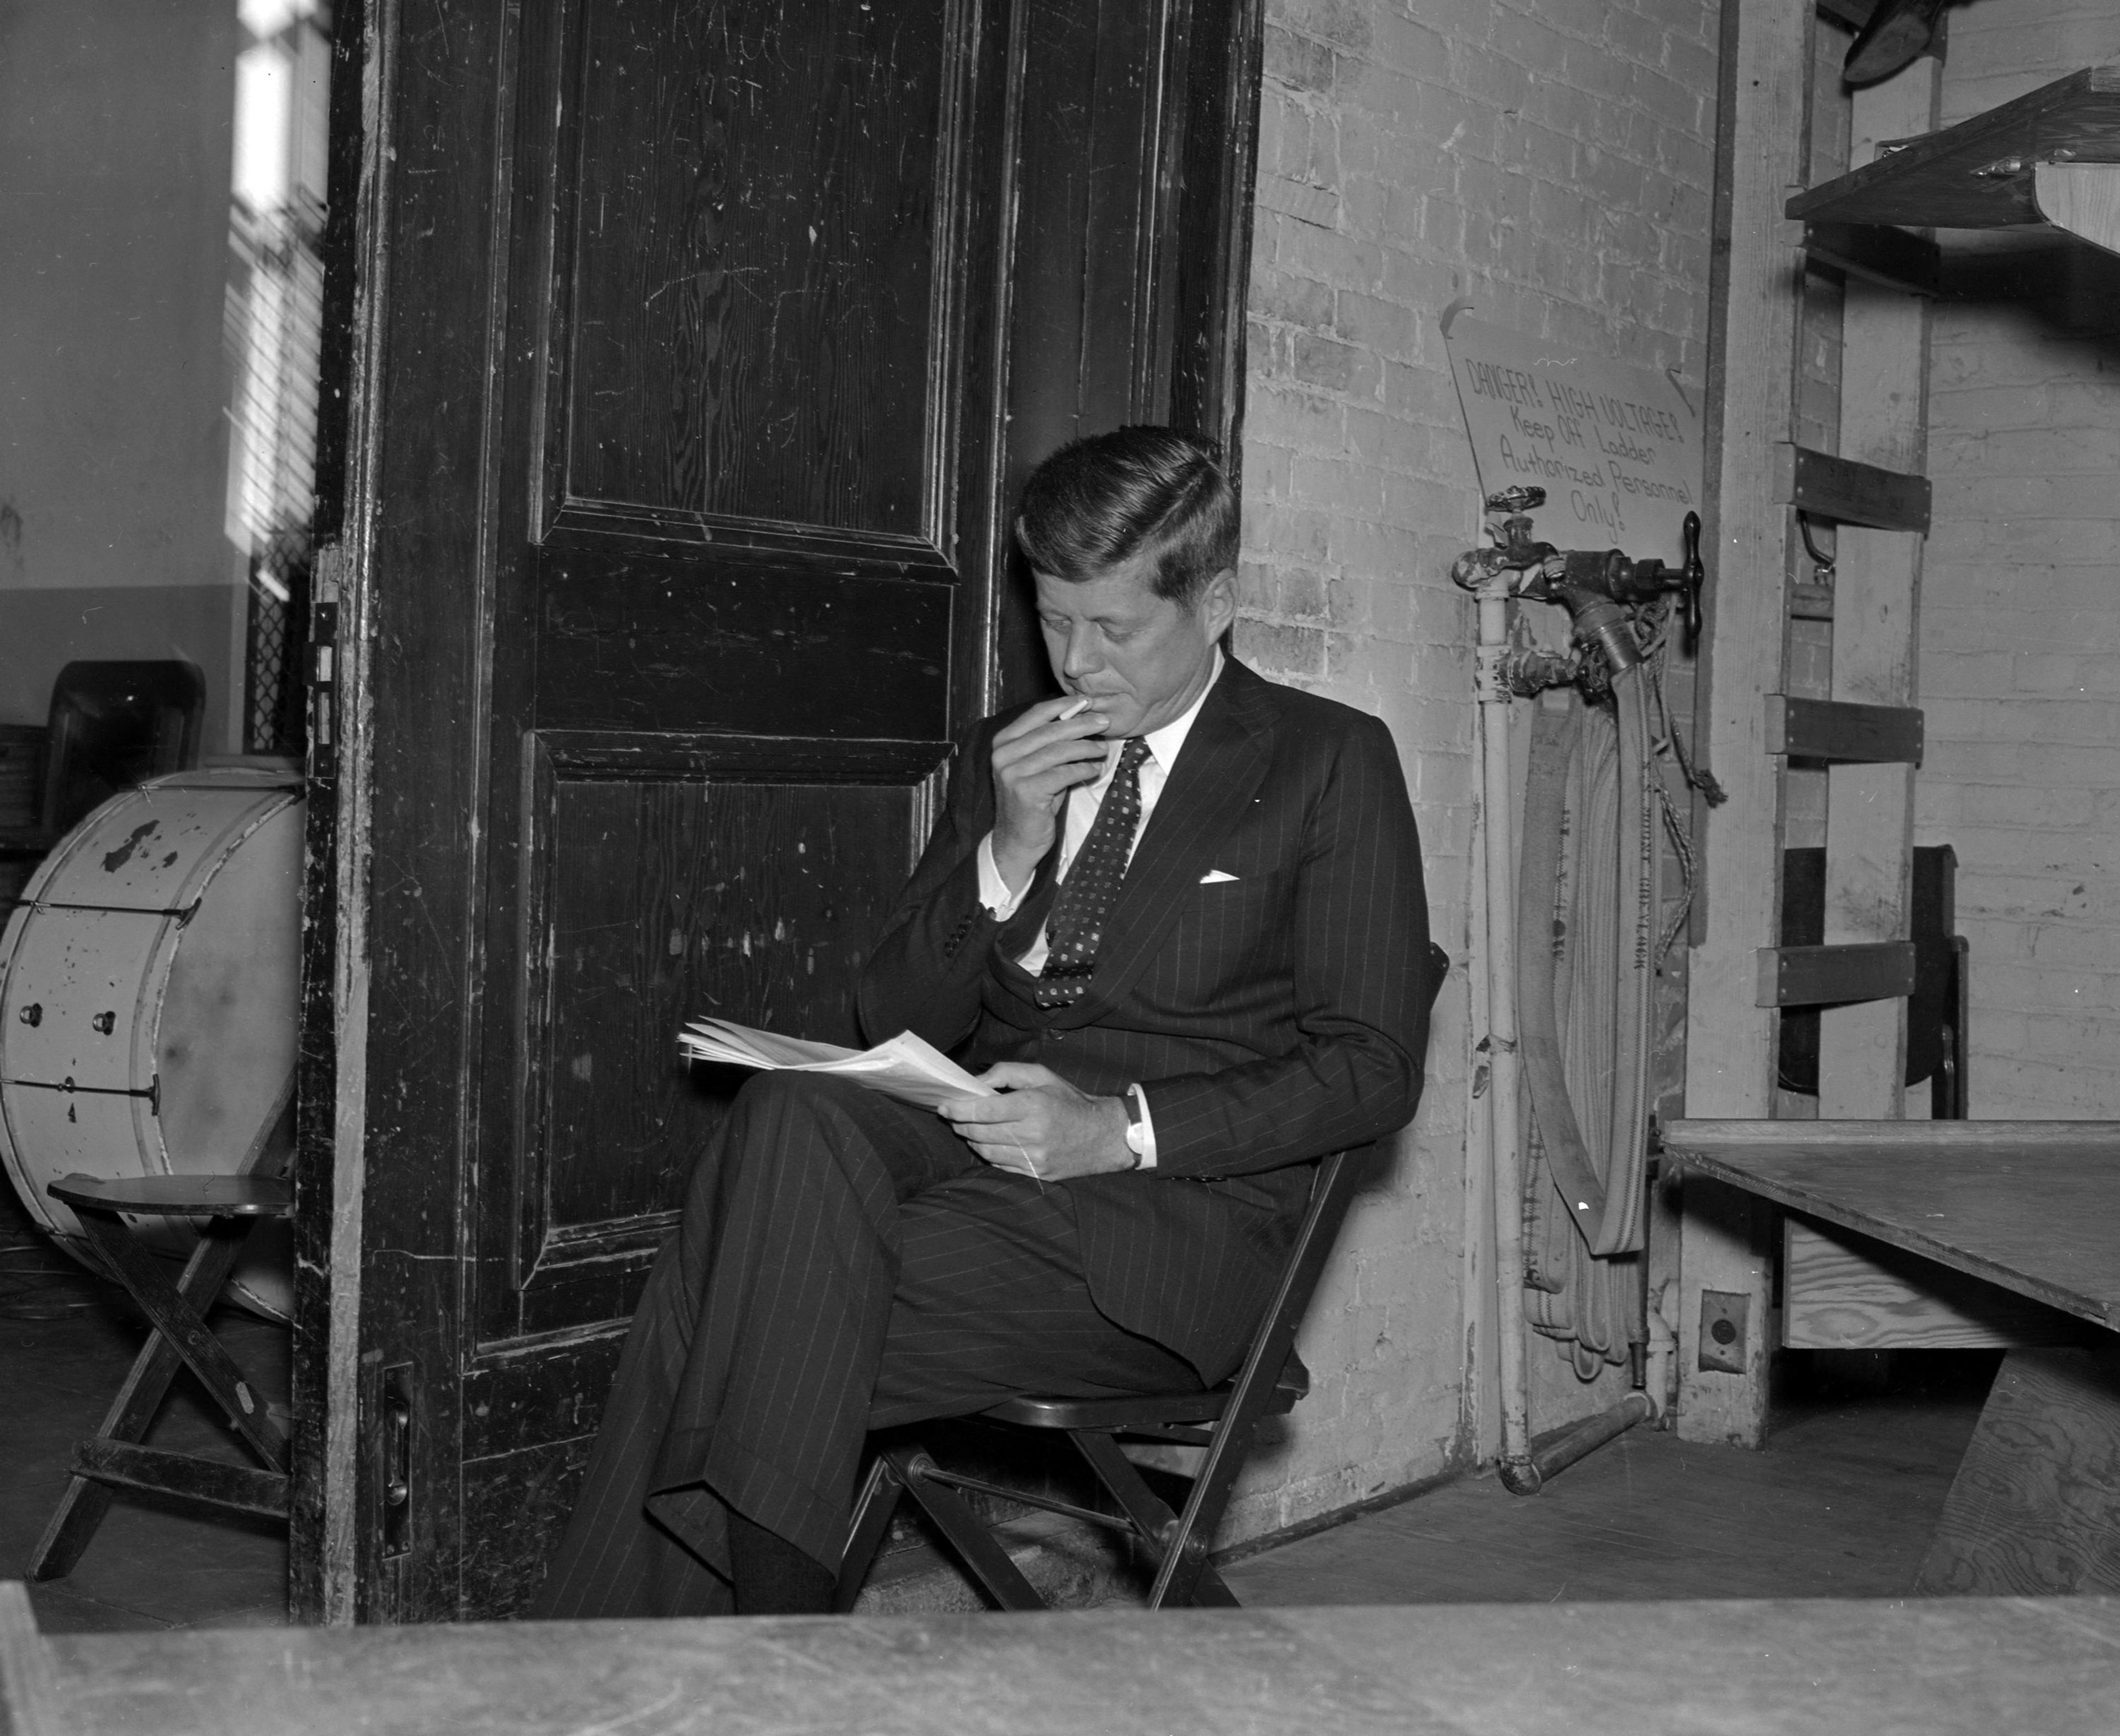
[{"xmin": 1137, "ymin": 646, "xmax": 1223, "ymax": 774}]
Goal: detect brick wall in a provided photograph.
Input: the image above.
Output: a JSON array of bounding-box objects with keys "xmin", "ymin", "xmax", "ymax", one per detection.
[
  {"xmin": 1915, "ymin": 1, "xmax": 2120, "ymax": 1119},
  {"xmin": 1222, "ymin": 0, "xmax": 1719, "ymax": 1542}
]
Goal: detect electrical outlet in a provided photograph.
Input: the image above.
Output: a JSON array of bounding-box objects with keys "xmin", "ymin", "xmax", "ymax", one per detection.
[{"xmin": 1698, "ymin": 1290, "xmax": 1750, "ymax": 1374}]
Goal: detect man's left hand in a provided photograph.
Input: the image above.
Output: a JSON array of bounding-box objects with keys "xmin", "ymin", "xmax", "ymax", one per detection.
[{"xmin": 937, "ymin": 1063, "xmax": 1135, "ymax": 1181}]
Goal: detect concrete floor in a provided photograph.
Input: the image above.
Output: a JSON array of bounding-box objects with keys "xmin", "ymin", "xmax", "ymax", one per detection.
[
  {"xmin": 0, "ymin": 1181, "xmax": 1991, "ymax": 1631},
  {"xmin": 1225, "ymin": 1366, "xmax": 1989, "ymax": 1606}
]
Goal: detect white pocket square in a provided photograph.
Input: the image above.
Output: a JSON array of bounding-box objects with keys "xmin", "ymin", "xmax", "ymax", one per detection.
[{"xmin": 1199, "ymin": 869, "xmax": 1239, "ymax": 885}]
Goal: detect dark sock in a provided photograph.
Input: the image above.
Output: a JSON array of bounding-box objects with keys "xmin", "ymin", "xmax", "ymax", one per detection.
[{"xmin": 728, "ymin": 1511, "xmax": 835, "ymax": 1616}]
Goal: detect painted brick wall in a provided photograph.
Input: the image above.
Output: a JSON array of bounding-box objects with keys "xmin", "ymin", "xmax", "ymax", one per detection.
[
  {"xmin": 1222, "ymin": 0, "xmax": 1718, "ymax": 1541},
  {"xmin": 1914, "ymin": 1, "xmax": 2120, "ymax": 1119}
]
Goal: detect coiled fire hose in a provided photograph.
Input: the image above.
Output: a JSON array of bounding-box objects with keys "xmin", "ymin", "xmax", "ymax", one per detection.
[{"xmin": 1515, "ymin": 671, "xmax": 1656, "ymax": 1378}]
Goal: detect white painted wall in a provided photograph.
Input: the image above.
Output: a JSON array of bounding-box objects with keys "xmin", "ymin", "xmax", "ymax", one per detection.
[
  {"xmin": 1914, "ymin": 0, "xmax": 2120, "ymax": 1118},
  {"xmin": 1224, "ymin": 0, "xmax": 1718, "ymax": 1540},
  {"xmin": 0, "ymin": 0, "xmax": 246, "ymax": 749}
]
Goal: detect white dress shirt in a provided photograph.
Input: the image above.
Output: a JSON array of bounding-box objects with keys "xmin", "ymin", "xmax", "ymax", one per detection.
[{"xmin": 972, "ymin": 651, "xmax": 1225, "ymax": 1169}]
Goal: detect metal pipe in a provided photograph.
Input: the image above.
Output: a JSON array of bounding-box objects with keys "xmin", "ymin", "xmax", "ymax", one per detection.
[
  {"xmin": 1644, "ymin": 1280, "xmax": 1678, "ymax": 1419},
  {"xmin": 1529, "ymin": 1390, "xmax": 1655, "ymax": 1485},
  {"xmin": 1476, "ymin": 588, "xmax": 1539, "ymax": 1496}
]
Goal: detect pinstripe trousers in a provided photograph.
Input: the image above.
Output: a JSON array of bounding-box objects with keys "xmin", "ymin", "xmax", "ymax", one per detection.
[{"xmin": 531, "ymin": 1070, "xmax": 1213, "ymax": 1619}]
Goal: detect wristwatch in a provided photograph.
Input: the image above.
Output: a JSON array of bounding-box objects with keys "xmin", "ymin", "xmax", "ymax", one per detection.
[{"xmin": 1120, "ymin": 1084, "xmax": 1147, "ymax": 1169}]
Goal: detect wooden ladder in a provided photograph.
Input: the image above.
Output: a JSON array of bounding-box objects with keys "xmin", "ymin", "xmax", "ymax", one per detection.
[{"xmin": 1676, "ymin": 0, "xmax": 1938, "ymax": 1447}]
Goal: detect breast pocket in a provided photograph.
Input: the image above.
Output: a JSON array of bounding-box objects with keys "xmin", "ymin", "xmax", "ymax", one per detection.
[{"xmin": 1167, "ymin": 866, "xmax": 1292, "ymax": 983}]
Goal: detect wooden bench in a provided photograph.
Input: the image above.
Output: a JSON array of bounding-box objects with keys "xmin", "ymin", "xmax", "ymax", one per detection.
[{"xmin": 1667, "ymin": 1119, "xmax": 2120, "ymax": 1595}]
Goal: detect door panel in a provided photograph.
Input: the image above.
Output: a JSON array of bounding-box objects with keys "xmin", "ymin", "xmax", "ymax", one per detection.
[
  {"xmin": 310, "ymin": 0, "xmax": 1264, "ymax": 1622},
  {"xmin": 537, "ymin": 0, "xmax": 976, "ymax": 578},
  {"xmin": 490, "ymin": 732, "xmax": 937, "ymax": 1345},
  {"xmin": 533, "ymin": 555, "xmax": 953, "ymax": 737},
  {"xmin": 452, "ymin": 0, "xmax": 1001, "ymax": 1591},
  {"xmin": 993, "ymin": 0, "xmax": 1263, "ymax": 705},
  {"xmin": 563, "ymin": 0, "xmax": 956, "ymax": 541}
]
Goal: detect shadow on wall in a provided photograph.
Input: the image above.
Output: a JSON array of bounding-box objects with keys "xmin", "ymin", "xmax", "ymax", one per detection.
[{"xmin": 1941, "ymin": 232, "xmax": 2120, "ymax": 341}]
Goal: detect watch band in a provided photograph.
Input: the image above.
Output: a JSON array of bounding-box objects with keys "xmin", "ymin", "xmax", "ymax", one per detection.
[{"xmin": 1121, "ymin": 1084, "xmax": 1146, "ymax": 1168}]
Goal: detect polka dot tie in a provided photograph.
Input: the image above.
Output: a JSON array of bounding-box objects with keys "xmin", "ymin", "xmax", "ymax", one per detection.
[{"xmin": 1035, "ymin": 737, "xmax": 1150, "ymax": 1009}]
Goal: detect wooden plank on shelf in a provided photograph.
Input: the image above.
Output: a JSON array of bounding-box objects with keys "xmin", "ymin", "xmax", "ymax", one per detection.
[
  {"xmin": 1773, "ymin": 443, "xmax": 1932, "ymax": 532},
  {"xmin": 1766, "ymin": 695, "xmax": 1923, "ymax": 764},
  {"xmin": 1820, "ymin": 56, "xmax": 1936, "ymax": 1121},
  {"xmin": 1803, "ymin": 220, "xmax": 1941, "ymax": 296},
  {"xmin": 1758, "ymin": 941, "xmax": 1917, "ymax": 1007},
  {"xmin": 1661, "ymin": 1118, "xmax": 2120, "ymax": 1330},
  {"xmin": 1667, "ymin": 1119, "xmax": 2120, "ymax": 1151},
  {"xmin": 1916, "ymin": 1345, "xmax": 2120, "ymax": 1596},
  {"xmin": 1787, "ymin": 65, "xmax": 2120, "ymax": 229},
  {"xmin": 2034, "ymin": 161, "xmax": 2120, "ymax": 258},
  {"xmin": 1679, "ymin": 0, "xmax": 1812, "ymax": 1451},
  {"xmin": 1783, "ymin": 1216, "xmax": 2091, "ymax": 1350}
]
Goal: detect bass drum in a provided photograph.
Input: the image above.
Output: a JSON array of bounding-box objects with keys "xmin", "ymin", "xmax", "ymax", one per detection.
[{"xmin": 0, "ymin": 765, "xmax": 301, "ymax": 1320}]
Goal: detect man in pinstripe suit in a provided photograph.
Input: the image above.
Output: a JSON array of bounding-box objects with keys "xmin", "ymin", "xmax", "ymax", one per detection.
[{"xmin": 535, "ymin": 427, "xmax": 1434, "ymax": 1619}]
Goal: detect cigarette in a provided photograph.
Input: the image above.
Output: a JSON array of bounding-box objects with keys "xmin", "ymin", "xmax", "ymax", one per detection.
[{"xmin": 1059, "ymin": 696, "xmax": 1093, "ymax": 720}]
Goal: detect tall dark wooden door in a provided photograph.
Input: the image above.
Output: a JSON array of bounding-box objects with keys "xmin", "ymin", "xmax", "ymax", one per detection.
[{"xmin": 298, "ymin": 0, "xmax": 1262, "ymax": 1622}]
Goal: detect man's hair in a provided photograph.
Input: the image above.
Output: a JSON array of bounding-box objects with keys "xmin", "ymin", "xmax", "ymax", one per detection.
[{"xmin": 1013, "ymin": 426, "xmax": 1238, "ymax": 606}]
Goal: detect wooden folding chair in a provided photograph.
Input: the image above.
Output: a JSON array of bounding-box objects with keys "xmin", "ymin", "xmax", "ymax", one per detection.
[
  {"xmin": 29, "ymin": 1088, "xmax": 294, "ymax": 1582},
  {"xmin": 834, "ymin": 1144, "xmax": 1371, "ymax": 1611},
  {"xmin": 835, "ymin": 940, "xmax": 1448, "ymax": 1612}
]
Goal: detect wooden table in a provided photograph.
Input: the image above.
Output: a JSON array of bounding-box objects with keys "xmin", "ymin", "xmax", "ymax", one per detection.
[
  {"xmin": 1666, "ymin": 1120, "xmax": 2120, "ymax": 1329},
  {"xmin": 7, "ymin": 1587, "xmax": 2118, "ymax": 1735},
  {"xmin": 1666, "ymin": 1119, "xmax": 2120, "ymax": 1595}
]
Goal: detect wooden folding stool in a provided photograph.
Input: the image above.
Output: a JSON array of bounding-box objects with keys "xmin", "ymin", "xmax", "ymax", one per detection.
[{"xmin": 29, "ymin": 1169, "xmax": 293, "ymax": 1581}]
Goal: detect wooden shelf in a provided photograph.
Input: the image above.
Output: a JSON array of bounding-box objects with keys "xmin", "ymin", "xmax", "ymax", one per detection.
[
  {"xmin": 1801, "ymin": 220, "xmax": 1941, "ymax": 297},
  {"xmin": 1788, "ymin": 65, "xmax": 2120, "ymax": 230}
]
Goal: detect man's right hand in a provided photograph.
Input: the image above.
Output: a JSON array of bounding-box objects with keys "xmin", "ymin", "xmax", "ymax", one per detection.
[{"xmin": 989, "ymin": 697, "xmax": 1110, "ymax": 892}]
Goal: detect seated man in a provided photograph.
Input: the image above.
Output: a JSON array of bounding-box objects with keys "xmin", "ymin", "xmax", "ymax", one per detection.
[{"xmin": 534, "ymin": 426, "xmax": 1434, "ymax": 1618}]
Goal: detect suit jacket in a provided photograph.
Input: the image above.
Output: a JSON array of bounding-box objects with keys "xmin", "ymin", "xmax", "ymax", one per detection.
[{"xmin": 857, "ymin": 657, "xmax": 1435, "ymax": 1380}]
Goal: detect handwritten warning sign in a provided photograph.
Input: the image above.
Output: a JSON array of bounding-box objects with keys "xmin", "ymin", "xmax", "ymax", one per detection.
[{"xmin": 1443, "ymin": 314, "xmax": 1703, "ymax": 567}]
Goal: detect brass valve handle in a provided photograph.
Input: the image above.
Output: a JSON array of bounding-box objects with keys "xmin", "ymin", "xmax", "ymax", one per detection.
[
  {"xmin": 1607, "ymin": 510, "xmax": 1703, "ymax": 652},
  {"xmin": 1686, "ymin": 512, "xmax": 1703, "ymax": 645},
  {"xmin": 1675, "ymin": 510, "xmax": 1704, "ymax": 651}
]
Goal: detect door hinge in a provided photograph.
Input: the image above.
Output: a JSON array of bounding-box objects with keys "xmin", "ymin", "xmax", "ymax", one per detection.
[
  {"xmin": 374, "ymin": 1362, "xmax": 413, "ymax": 1560},
  {"xmin": 308, "ymin": 569, "xmax": 342, "ymax": 775}
]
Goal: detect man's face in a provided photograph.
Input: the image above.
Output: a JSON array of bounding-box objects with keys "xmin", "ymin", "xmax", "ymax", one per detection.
[{"xmin": 1033, "ymin": 552, "xmax": 1236, "ymax": 739}]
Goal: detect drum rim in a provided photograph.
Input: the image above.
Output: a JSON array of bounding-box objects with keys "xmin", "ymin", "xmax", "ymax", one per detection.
[
  {"xmin": 15, "ymin": 781, "xmax": 300, "ymax": 919},
  {"xmin": 0, "ymin": 774, "xmax": 305, "ymax": 1324}
]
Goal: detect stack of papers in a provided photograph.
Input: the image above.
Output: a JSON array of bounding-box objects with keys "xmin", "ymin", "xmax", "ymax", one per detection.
[{"xmin": 678, "ymin": 1018, "xmax": 993, "ymax": 1112}]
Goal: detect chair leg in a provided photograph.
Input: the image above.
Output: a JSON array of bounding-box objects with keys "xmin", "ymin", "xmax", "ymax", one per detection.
[
  {"xmin": 67, "ymin": 1210, "xmax": 285, "ymax": 1469},
  {"xmin": 884, "ymin": 1446, "xmax": 1047, "ymax": 1612},
  {"xmin": 1068, "ymin": 1431, "xmax": 1240, "ymax": 1608},
  {"xmin": 834, "ymin": 1454, "xmax": 904, "ymax": 1612},
  {"xmin": 29, "ymin": 1220, "xmax": 251, "ymax": 1581}
]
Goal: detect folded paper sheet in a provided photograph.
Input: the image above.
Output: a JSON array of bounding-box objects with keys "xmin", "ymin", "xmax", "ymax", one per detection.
[{"xmin": 679, "ymin": 1018, "xmax": 994, "ymax": 1114}]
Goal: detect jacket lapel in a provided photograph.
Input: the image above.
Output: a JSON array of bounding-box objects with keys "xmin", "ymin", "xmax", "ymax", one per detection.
[{"xmin": 1048, "ymin": 660, "xmax": 1276, "ymax": 1029}]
